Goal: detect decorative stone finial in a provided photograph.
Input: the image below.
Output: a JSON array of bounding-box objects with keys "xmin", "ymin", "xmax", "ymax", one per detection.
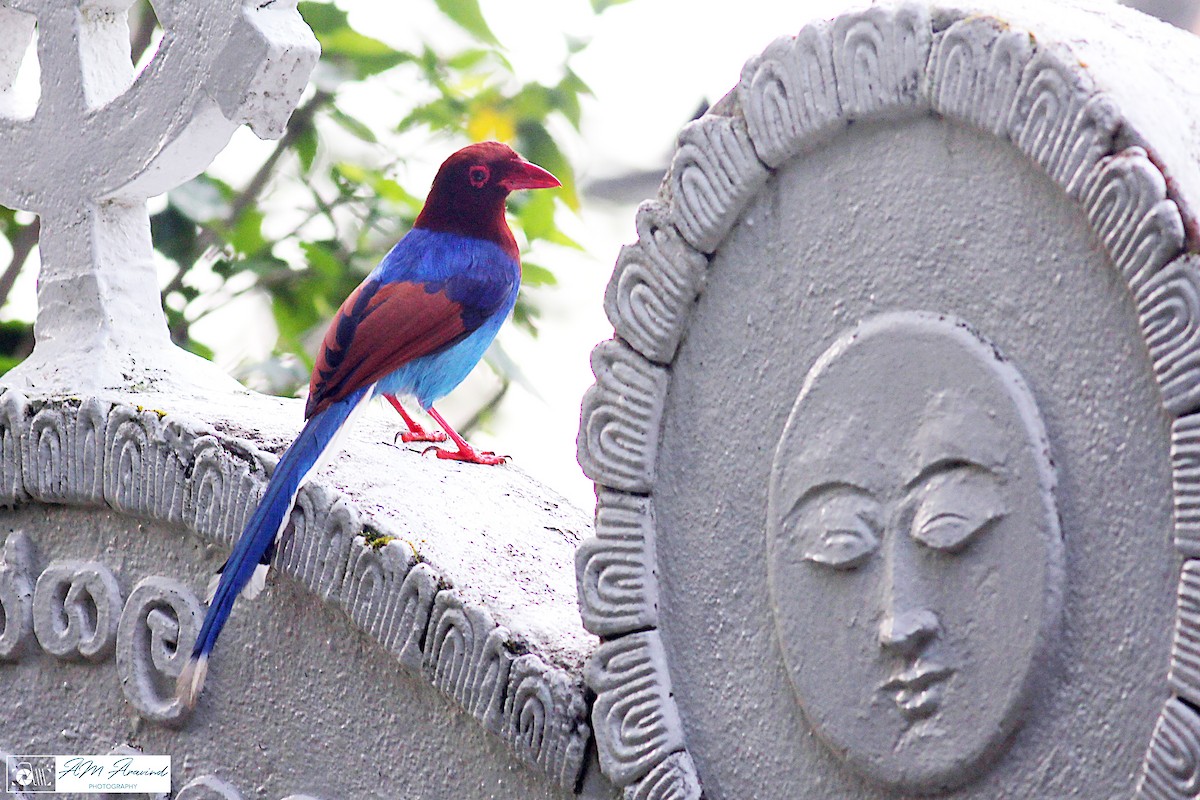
[{"xmin": 0, "ymin": 0, "xmax": 319, "ymax": 395}]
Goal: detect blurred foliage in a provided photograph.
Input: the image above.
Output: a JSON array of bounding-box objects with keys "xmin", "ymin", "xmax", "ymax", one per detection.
[{"xmin": 0, "ymin": 0, "xmax": 629, "ymax": 399}]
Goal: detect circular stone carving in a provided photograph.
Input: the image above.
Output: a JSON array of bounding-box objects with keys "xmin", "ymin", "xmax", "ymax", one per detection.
[
  {"xmin": 575, "ymin": 4, "xmax": 1200, "ymax": 798},
  {"xmin": 767, "ymin": 311, "xmax": 1062, "ymax": 792}
]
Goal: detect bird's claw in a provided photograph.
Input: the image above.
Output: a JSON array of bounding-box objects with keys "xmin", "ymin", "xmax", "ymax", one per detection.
[{"xmin": 420, "ymin": 445, "xmax": 508, "ymax": 465}]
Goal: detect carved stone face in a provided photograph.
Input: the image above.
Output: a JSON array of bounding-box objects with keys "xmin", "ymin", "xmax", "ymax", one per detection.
[{"xmin": 767, "ymin": 312, "xmax": 1062, "ymax": 793}]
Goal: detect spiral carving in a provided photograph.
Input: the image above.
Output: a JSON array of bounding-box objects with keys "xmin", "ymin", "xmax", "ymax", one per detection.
[
  {"xmin": 576, "ymin": 488, "xmax": 658, "ymax": 637},
  {"xmin": 1170, "ymin": 561, "xmax": 1200, "ymax": 708},
  {"xmin": 739, "ymin": 23, "xmax": 842, "ymax": 168},
  {"xmin": 1137, "ymin": 255, "xmax": 1200, "ymax": 417},
  {"xmin": 0, "ymin": 389, "xmax": 28, "ymax": 505},
  {"xmin": 22, "ymin": 397, "xmax": 108, "ymax": 505},
  {"xmin": 1172, "ymin": 415, "xmax": 1200, "ymax": 557},
  {"xmin": 103, "ymin": 405, "xmax": 186, "ymax": 523},
  {"xmin": 1140, "ymin": 697, "xmax": 1200, "ymax": 799},
  {"xmin": 587, "ymin": 631, "xmax": 685, "ymax": 787},
  {"xmin": 1008, "ymin": 49, "xmax": 1121, "ymax": 200},
  {"xmin": 185, "ymin": 435, "xmax": 267, "ymax": 547},
  {"xmin": 470, "ymin": 625, "xmax": 515, "ymax": 732},
  {"xmin": 32, "ymin": 560, "xmax": 121, "ymax": 661},
  {"xmin": 340, "ymin": 538, "xmax": 412, "ymax": 649},
  {"xmin": 423, "ymin": 591, "xmax": 492, "ymax": 705},
  {"xmin": 115, "ymin": 576, "xmax": 201, "ymax": 724},
  {"xmin": 929, "ymin": 17, "xmax": 1034, "ymax": 137},
  {"xmin": 393, "ymin": 560, "xmax": 439, "ymax": 671},
  {"xmin": 605, "ymin": 202, "xmax": 709, "ymax": 366},
  {"xmin": 1084, "ymin": 147, "xmax": 1174, "ymax": 286},
  {"xmin": 277, "ymin": 482, "xmax": 359, "ymax": 602},
  {"xmin": 625, "ymin": 751, "xmax": 702, "ymax": 800},
  {"xmin": 1081, "ymin": 148, "xmax": 1188, "ymax": 303},
  {"xmin": 0, "ymin": 530, "xmax": 34, "ymax": 660},
  {"xmin": 831, "ymin": 4, "xmax": 930, "ymax": 121},
  {"xmin": 0, "ymin": 394, "xmax": 590, "ymax": 791},
  {"xmin": 176, "ymin": 775, "xmax": 244, "ymax": 800},
  {"xmin": 505, "ymin": 654, "xmax": 590, "ymax": 788},
  {"xmin": 668, "ymin": 115, "xmax": 768, "ymax": 255},
  {"xmin": 577, "ymin": 340, "xmax": 669, "ymax": 493}
]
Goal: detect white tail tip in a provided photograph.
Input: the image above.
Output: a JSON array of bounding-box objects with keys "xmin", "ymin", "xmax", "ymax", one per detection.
[
  {"xmin": 205, "ymin": 562, "xmax": 268, "ymax": 604},
  {"xmin": 176, "ymin": 655, "xmax": 208, "ymax": 708},
  {"xmin": 242, "ymin": 563, "xmax": 268, "ymax": 600},
  {"xmin": 205, "ymin": 572, "xmax": 221, "ymax": 605}
]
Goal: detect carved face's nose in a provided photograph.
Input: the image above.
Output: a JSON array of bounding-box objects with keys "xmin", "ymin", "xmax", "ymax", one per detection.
[{"xmin": 879, "ymin": 608, "xmax": 940, "ymax": 656}]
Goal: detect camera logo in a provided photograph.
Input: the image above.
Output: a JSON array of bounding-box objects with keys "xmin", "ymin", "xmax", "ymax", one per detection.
[{"xmin": 6, "ymin": 756, "xmax": 55, "ymax": 793}]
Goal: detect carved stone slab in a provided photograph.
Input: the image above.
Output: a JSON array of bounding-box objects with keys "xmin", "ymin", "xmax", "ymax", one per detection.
[
  {"xmin": 577, "ymin": 1, "xmax": 1200, "ymax": 796},
  {"xmin": 0, "ymin": 391, "xmax": 600, "ymax": 798}
]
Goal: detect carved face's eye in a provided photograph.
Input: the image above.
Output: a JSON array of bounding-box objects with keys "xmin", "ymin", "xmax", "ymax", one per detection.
[
  {"xmin": 468, "ymin": 165, "xmax": 490, "ymax": 188},
  {"xmin": 784, "ymin": 486, "xmax": 883, "ymax": 570},
  {"xmin": 908, "ymin": 467, "xmax": 1006, "ymax": 553}
]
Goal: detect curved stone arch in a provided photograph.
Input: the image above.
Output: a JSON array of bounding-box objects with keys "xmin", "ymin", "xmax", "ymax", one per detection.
[
  {"xmin": 576, "ymin": 4, "xmax": 1200, "ymax": 797},
  {"xmin": 0, "ymin": 390, "xmax": 590, "ymax": 792}
]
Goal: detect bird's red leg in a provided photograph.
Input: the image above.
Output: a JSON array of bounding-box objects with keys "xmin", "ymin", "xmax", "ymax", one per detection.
[
  {"xmin": 425, "ymin": 406, "xmax": 508, "ymax": 465},
  {"xmin": 385, "ymin": 394, "xmax": 448, "ymax": 443}
]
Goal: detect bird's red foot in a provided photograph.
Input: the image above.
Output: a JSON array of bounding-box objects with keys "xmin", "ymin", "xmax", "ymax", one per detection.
[
  {"xmin": 422, "ymin": 445, "xmax": 508, "ymax": 465},
  {"xmin": 395, "ymin": 428, "xmax": 449, "ymax": 444}
]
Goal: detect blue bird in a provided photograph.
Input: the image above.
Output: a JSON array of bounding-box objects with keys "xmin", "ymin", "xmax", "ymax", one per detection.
[{"xmin": 177, "ymin": 142, "xmax": 560, "ymax": 706}]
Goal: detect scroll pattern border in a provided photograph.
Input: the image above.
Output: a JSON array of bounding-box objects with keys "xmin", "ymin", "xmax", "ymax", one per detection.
[
  {"xmin": 0, "ymin": 394, "xmax": 590, "ymax": 792},
  {"xmin": 575, "ymin": 4, "xmax": 1200, "ymax": 798}
]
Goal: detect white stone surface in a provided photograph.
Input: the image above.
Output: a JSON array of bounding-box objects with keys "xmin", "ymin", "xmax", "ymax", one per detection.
[{"xmin": 0, "ymin": 387, "xmax": 607, "ymax": 795}]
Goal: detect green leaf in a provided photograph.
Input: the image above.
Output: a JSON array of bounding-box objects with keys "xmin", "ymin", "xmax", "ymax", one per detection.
[
  {"xmin": 229, "ymin": 209, "xmax": 267, "ymax": 256},
  {"xmin": 511, "ymin": 296, "xmax": 539, "ymax": 336},
  {"xmin": 329, "ymin": 107, "xmax": 378, "ymax": 143},
  {"xmin": 300, "ymin": 240, "xmax": 346, "ymax": 279},
  {"xmin": 521, "ymin": 262, "xmax": 557, "ymax": 287},
  {"xmin": 333, "ymin": 162, "xmax": 369, "ymax": 185},
  {"xmin": 516, "ymin": 121, "xmax": 578, "ymax": 209},
  {"xmin": 183, "ymin": 339, "xmax": 215, "ymax": 360},
  {"xmin": 294, "ymin": 124, "xmax": 319, "ymax": 174},
  {"xmin": 150, "ymin": 206, "xmax": 198, "ymax": 265},
  {"xmin": 0, "ymin": 320, "xmax": 34, "ymax": 377},
  {"xmin": 297, "ymin": 1, "xmax": 349, "ymax": 36},
  {"xmin": 514, "ymin": 192, "xmax": 581, "ymax": 250},
  {"xmin": 590, "ymin": 0, "xmax": 633, "ymax": 12},
  {"xmin": 446, "ymin": 48, "xmax": 494, "ymax": 71},
  {"xmin": 319, "ymin": 29, "xmax": 411, "ymax": 77},
  {"xmin": 171, "ymin": 176, "xmax": 231, "ymax": 223},
  {"xmin": 433, "ymin": 0, "xmax": 500, "ymax": 45}
]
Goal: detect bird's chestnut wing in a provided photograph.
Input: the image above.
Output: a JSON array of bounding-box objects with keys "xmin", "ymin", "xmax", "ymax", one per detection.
[{"xmin": 306, "ymin": 279, "xmax": 470, "ymax": 418}]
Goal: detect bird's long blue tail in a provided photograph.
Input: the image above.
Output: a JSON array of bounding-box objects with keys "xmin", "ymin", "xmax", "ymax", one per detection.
[{"xmin": 177, "ymin": 387, "xmax": 369, "ymax": 706}]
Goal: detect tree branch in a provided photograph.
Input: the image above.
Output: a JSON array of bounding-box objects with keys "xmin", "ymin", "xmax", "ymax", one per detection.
[
  {"xmin": 0, "ymin": 217, "xmax": 40, "ymax": 312},
  {"xmin": 129, "ymin": 5, "xmax": 159, "ymax": 66},
  {"xmin": 164, "ymin": 90, "xmax": 333, "ymax": 343}
]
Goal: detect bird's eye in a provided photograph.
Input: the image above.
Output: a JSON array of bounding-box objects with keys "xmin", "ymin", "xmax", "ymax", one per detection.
[{"xmin": 468, "ymin": 165, "xmax": 490, "ymax": 188}]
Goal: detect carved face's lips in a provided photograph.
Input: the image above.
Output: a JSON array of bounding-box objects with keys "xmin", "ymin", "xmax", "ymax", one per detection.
[{"xmin": 879, "ymin": 662, "xmax": 954, "ymax": 723}]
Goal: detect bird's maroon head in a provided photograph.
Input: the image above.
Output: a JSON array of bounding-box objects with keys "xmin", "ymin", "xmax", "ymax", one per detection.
[{"xmin": 414, "ymin": 141, "xmax": 560, "ymax": 259}]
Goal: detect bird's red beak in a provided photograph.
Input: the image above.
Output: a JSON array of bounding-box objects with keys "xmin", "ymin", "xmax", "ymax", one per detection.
[{"xmin": 500, "ymin": 159, "xmax": 561, "ymax": 191}]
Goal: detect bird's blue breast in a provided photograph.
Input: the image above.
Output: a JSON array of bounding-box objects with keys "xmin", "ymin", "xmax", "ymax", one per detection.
[{"xmin": 371, "ymin": 229, "xmax": 520, "ymax": 408}]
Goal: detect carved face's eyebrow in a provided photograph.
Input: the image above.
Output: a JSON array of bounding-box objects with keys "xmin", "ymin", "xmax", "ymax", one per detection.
[
  {"xmin": 792, "ymin": 479, "xmax": 874, "ymax": 506},
  {"xmin": 902, "ymin": 457, "xmax": 994, "ymax": 492}
]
